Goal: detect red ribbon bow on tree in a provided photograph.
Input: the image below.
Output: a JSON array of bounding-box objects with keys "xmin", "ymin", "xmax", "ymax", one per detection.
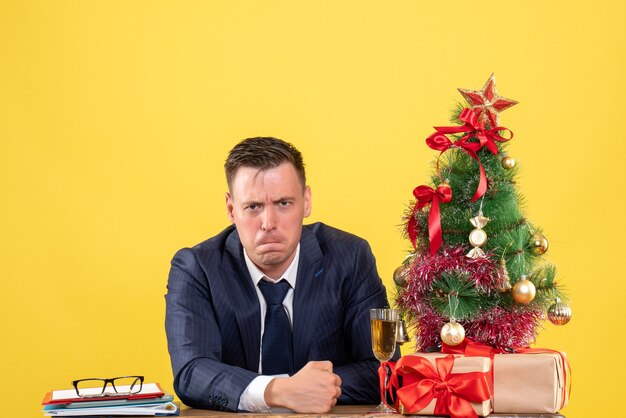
[
  {"xmin": 426, "ymin": 108, "xmax": 513, "ymax": 202},
  {"xmin": 395, "ymin": 355, "xmax": 491, "ymax": 418},
  {"xmin": 408, "ymin": 183, "xmax": 452, "ymax": 255}
]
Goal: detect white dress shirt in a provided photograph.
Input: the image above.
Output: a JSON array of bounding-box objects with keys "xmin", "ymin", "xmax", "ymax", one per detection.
[{"xmin": 236, "ymin": 244, "xmax": 300, "ymax": 412}]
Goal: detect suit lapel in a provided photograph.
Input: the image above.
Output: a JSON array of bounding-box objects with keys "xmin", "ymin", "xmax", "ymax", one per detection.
[
  {"xmin": 292, "ymin": 226, "xmax": 325, "ymax": 370},
  {"xmin": 220, "ymin": 229, "xmax": 262, "ymax": 372}
]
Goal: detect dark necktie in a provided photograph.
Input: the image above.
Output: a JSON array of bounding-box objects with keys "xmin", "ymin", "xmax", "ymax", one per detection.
[{"xmin": 258, "ymin": 279, "xmax": 293, "ymax": 375}]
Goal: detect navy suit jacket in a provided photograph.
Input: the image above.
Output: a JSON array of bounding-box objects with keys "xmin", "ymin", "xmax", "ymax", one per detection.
[{"xmin": 165, "ymin": 222, "xmax": 392, "ymax": 411}]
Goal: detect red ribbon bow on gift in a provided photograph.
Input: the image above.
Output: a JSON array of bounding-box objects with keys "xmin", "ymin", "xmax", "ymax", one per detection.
[
  {"xmin": 395, "ymin": 355, "xmax": 491, "ymax": 418},
  {"xmin": 407, "ymin": 183, "xmax": 452, "ymax": 255},
  {"xmin": 426, "ymin": 108, "xmax": 513, "ymax": 202}
]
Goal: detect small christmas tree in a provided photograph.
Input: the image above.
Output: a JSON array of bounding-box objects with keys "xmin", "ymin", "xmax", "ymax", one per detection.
[{"xmin": 395, "ymin": 74, "xmax": 572, "ymax": 351}]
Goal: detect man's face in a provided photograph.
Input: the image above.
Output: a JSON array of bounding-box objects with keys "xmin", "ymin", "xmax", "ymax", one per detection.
[{"xmin": 226, "ymin": 162, "xmax": 311, "ymax": 279}]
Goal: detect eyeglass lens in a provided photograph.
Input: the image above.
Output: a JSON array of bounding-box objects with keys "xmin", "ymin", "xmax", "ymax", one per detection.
[{"xmin": 75, "ymin": 376, "xmax": 143, "ymax": 397}]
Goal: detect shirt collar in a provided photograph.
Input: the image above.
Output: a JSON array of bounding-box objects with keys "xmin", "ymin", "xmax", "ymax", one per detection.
[{"xmin": 243, "ymin": 244, "xmax": 300, "ymax": 289}]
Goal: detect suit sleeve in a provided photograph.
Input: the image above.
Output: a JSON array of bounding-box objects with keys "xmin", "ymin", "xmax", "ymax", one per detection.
[
  {"xmin": 165, "ymin": 248, "xmax": 259, "ymax": 411},
  {"xmin": 334, "ymin": 240, "xmax": 400, "ymax": 405}
]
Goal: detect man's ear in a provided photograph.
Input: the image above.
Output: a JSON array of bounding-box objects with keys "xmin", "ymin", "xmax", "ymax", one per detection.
[
  {"xmin": 303, "ymin": 186, "xmax": 312, "ymax": 218},
  {"xmin": 225, "ymin": 192, "xmax": 236, "ymax": 224}
]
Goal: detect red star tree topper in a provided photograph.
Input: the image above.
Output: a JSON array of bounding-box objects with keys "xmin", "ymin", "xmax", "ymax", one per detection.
[{"xmin": 458, "ymin": 73, "xmax": 518, "ymax": 128}]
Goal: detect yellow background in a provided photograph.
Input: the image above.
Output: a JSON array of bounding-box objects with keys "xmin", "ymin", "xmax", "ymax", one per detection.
[{"xmin": 1, "ymin": 1, "xmax": 624, "ymax": 417}]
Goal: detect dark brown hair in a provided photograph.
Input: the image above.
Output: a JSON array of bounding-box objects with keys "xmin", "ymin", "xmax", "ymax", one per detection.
[{"xmin": 224, "ymin": 137, "xmax": 306, "ymax": 191}]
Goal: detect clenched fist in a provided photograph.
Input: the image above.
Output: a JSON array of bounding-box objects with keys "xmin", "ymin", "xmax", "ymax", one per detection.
[{"xmin": 264, "ymin": 360, "xmax": 342, "ymax": 413}]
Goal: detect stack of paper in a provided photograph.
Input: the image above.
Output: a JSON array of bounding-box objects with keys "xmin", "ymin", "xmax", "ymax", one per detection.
[{"xmin": 42, "ymin": 383, "xmax": 178, "ymax": 416}]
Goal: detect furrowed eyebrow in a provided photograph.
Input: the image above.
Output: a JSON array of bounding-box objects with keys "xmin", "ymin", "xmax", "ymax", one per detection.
[
  {"xmin": 241, "ymin": 200, "xmax": 262, "ymax": 206},
  {"xmin": 239, "ymin": 197, "xmax": 295, "ymax": 206},
  {"xmin": 273, "ymin": 197, "xmax": 295, "ymax": 203}
]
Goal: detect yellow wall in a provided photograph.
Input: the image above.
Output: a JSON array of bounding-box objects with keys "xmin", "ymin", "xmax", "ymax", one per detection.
[{"xmin": 1, "ymin": 1, "xmax": 623, "ymax": 416}]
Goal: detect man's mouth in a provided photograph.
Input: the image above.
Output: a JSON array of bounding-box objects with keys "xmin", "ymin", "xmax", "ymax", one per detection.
[{"xmin": 257, "ymin": 239, "xmax": 282, "ymax": 246}]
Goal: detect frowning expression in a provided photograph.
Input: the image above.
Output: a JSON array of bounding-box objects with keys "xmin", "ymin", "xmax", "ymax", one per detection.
[{"xmin": 226, "ymin": 162, "xmax": 311, "ymax": 279}]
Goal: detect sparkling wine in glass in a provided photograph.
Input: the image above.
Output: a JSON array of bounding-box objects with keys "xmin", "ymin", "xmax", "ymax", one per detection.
[{"xmin": 370, "ymin": 308, "xmax": 398, "ymax": 413}]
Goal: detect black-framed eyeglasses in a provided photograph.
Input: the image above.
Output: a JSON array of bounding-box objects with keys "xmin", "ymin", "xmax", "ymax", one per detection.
[{"xmin": 72, "ymin": 376, "xmax": 144, "ymax": 398}]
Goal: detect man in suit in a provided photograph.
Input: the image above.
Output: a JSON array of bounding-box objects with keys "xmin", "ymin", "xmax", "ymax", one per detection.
[{"xmin": 165, "ymin": 137, "xmax": 392, "ymax": 413}]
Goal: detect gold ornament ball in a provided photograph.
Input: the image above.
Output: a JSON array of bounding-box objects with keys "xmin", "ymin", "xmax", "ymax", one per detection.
[
  {"xmin": 393, "ymin": 264, "xmax": 410, "ymax": 287},
  {"xmin": 502, "ymin": 156, "xmax": 516, "ymax": 169},
  {"xmin": 547, "ymin": 301, "xmax": 572, "ymax": 325},
  {"xmin": 469, "ymin": 228, "xmax": 488, "ymax": 247},
  {"xmin": 512, "ymin": 278, "xmax": 536, "ymax": 304},
  {"xmin": 439, "ymin": 181, "xmax": 451, "ymax": 189},
  {"xmin": 530, "ymin": 233, "xmax": 549, "ymax": 255},
  {"xmin": 440, "ymin": 321, "xmax": 465, "ymax": 346}
]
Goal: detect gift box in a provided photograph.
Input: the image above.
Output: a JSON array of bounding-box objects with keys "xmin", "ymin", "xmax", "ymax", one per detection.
[
  {"xmin": 493, "ymin": 351, "xmax": 569, "ymax": 413},
  {"xmin": 393, "ymin": 353, "xmax": 492, "ymax": 417}
]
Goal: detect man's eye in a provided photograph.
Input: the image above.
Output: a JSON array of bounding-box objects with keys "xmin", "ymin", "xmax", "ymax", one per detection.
[
  {"xmin": 246, "ymin": 204, "xmax": 260, "ymax": 211},
  {"xmin": 279, "ymin": 201, "xmax": 290, "ymax": 207}
]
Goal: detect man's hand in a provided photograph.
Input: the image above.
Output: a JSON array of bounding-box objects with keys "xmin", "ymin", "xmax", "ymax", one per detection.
[{"xmin": 264, "ymin": 360, "xmax": 342, "ymax": 413}]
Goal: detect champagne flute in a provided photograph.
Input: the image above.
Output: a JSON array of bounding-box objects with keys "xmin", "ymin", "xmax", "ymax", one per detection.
[{"xmin": 370, "ymin": 308, "xmax": 398, "ymax": 413}]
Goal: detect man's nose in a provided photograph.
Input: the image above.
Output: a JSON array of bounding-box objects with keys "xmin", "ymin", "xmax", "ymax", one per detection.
[{"xmin": 261, "ymin": 206, "xmax": 277, "ymax": 231}]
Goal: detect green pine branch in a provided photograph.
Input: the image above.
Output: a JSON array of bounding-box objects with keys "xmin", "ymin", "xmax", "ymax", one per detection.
[{"xmin": 427, "ymin": 270, "xmax": 497, "ymax": 320}]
